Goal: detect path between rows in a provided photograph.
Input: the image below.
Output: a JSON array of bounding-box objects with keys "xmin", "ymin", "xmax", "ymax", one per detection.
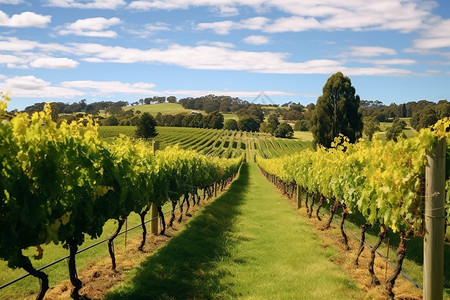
[{"xmin": 106, "ymin": 163, "xmax": 363, "ymax": 299}]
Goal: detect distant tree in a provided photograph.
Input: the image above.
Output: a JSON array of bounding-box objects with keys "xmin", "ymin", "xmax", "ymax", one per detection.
[
  {"xmin": 310, "ymin": 72, "xmax": 363, "ymax": 147},
  {"xmin": 385, "ymin": 118, "xmax": 407, "ymax": 142},
  {"xmin": 224, "ymin": 119, "xmax": 238, "ymax": 130},
  {"xmin": 103, "ymin": 116, "xmax": 119, "ymax": 126},
  {"xmin": 238, "ymin": 116, "xmax": 260, "ymax": 132},
  {"xmin": 274, "ymin": 123, "xmax": 294, "ymax": 138},
  {"xmin": 155, "ymin": 112, "xmax": 163, "ymax": 125},
  {"xmin": 48, "ymin": 102, "xmax": 59, "ymax": 122},
  {"xmin": 191, "ymin": 113, "xmax": 204, "ymax": 128},
  {"xmin": 237, "ymin": 104, "xmax": 264, "ymax": 124},
  {"xmin": 203, "ymin": 99, "xmax": 221, "ymax": 113},
  {"xmin": 135, "ymin": 112, "xmax": 158, "ymax": 139},
  {"xmin": 401, "ymin": 104, "xmax": 407, "ymax": 118},
  {"xmin": 266, "ymin": 113, "xmax": 280, "ymax": 135},
  {"xmin": 294, "ymin": 120, "xmax": 309, "ymax": 131},
  {"xmin": 417, "ymin": 107, "xmax": 438, "ymax": 130},
  {"xmin": 435, "ymin": 101, "xmax": 450, "ymax": 119},
  {"xmin": 167, "ymin": 96, "xmax": 177, "ymax": 103},
  {"xmin": 306, "ymin": 103, "xmax": 315, "ymax": 111},
  {"xmin": 172, "ymin": 114, "xmax": 185, "ymax": 127},
  {"xmin": 203, "ymin": 111, "xmax": 224, "ymax": 129},
  {"xmin": 283, "ymin": 109, "xmax": 303, "ymax": 121},
  {"xmin": 219, "ymin": 98, "xmax": 231, "ymax": 113},
  {"xmin": 363, "ymin": 116, "xmax": 380, "ymax": 141}
]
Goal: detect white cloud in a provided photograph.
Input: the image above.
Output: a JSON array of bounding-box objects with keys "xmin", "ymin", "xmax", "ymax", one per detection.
[
  {"xmin": 196, "ymin": 17, "xmax": 269, "ymax": 35},
  {"xmin": 126, "ymin": 22, "xmax": 171, "ymax": 38},
  {"xmin": 348, "ymin": 46, "xmax": 397, "ymax": 57},
  {"xmin": 132, "ymin": 0, "xmax": 435, "ymax": 34},
  {"xmin": 242, "ymin": 35, "xmax": 269, "ymax": 45},
  {"xmin": 30, "ymin": 57, "xmax": 79, "ymax": 69},
  {"xmin": 0, "ymin": 36, "xmax": 75, "ymax": 68},
  {"xmin": 411, "ymin": 19, "xmax": 450, "ymax": 50},
  {"xmin": 363, "ymin": 59, "xmax": 416, "ymax": 66},
  {"xmin": 46, "ymin": 0, "xmax": 126, "ymax": 9},
  {"xmin": 0, "ymin": 11, "xmax": 51, "ymax": 28},
  {"xmin": 60, "ymin": 80, "xmax": 156, "ymax": 95},
  {"xmin": 70, "ymin": 42, "xmax": 413, "ymax": 76},
  {"xmin": 265, "ymin": 16, "xmax": 320, "ymax": 33},
  {"xmin": 0, "ymin": 0, "xmax": 23, "ymax": 3},
  {"xmin": 196, "ymin": 20, "xmax": 235, "ymax": 35},
  {"xmin": 0, "ymin": 36, "xmax": 73, "ymax": 55},
  {"xmin": 0, "ymin": 75, "xmax": 84, "ymax": 98},
  {"xmin": 58, "ymin": 17, "xmax": 121, "ymax": 38},
  {"xmin": 197, "ymin": 41, "xmax": 235, "ymax": 48}
]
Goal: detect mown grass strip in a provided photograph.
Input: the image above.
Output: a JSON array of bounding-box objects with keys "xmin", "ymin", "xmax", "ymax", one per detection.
[{"xmin": 106, "ymin": 163, "xmax": 363, "ymax": 299}]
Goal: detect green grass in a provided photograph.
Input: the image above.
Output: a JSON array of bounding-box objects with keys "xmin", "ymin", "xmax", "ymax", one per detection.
[
  {"xmin": 125, "ymin": 103, "xmax": 191, "ymax": 115},
  {"xmin": 98, "ymin": 125, "xmax": 136, "ymax": 139},
  {"xmin": 293, "ymin": 130, "xmax": 314, "ymax": 142},
  {"xmin": 106, "ymin": 163, "xmax": 363, "ymax": 299},
  {"xmin": 125, "ymin": 103, "xmax": 238, "ymax": 120}
]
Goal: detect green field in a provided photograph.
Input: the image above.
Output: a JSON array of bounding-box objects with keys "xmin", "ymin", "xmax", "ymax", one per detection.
[
  {"xmin": 125, "ymin": 103, "xmax": 191, "ymax": 115},
  {"xmin": 98, "ymin": 126, "xmax": 312, "ymax": 160},
  {"xmin": 125, "ymin": 103, "xmax": 237, "ymax": 120}
]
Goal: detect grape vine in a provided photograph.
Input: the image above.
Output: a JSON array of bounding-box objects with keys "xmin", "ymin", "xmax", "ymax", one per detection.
[{"xmin": 0, "ymin": 96, "xmax": 243, "ymax": 300}]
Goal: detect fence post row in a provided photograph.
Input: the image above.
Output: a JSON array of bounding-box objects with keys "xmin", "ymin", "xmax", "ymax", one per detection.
[{"xmin": 424, "ymin": 138, "xmax": 446, "ymax": 300}]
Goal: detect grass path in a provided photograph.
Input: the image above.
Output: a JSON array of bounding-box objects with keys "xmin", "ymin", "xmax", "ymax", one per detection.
[{"xmin": 106, "ymin": 163, "xmax": 363, "ymax": 299}]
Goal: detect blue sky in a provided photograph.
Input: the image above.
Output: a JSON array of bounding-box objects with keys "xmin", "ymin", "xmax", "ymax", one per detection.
[{"xmin": 0, "ymin": 0, "xmax": 449, "ymax": 110}]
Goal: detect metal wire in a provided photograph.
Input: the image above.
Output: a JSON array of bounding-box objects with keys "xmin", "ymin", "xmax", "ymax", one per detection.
[{"xmin": 0, "ymin": 202, "xmax": 180, "ymax": 291}]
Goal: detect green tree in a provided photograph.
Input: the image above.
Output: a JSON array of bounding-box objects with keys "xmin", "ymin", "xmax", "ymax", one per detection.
[
  {"xmin": 385, "ymin": 119, "xmax": 406, "ymax": 142},
  {"xmin": 203, "ymin": 111, "xmax": 224, "ymax": 129},
  {"xmin": 274, "ymin": 122, "xmax": 294, "ymax": 138},
  {"xmin": 224, "ymin": 119, "xmax": 238, "ymax": 130},
  {"xmin": 167, "ymin": 96, "xmax": 177, "ymax": 103},
  {"xmin": 103, "ymin": 116, "xmax": 119, "ymax": 126},
  {"xmin": 294, "ymin": 120, "xmax": 309, "ymax": 131},
  {"xmin": 363, "ymin": 116, "xmax": 380, "ymax": 141},
  {"xmin": 238, "ymin": 116, "xmax": 260, "ymax": 132},
  {"xmin": 135, "ymin": 112, "xmax": 158, "ymax": 139},
  {"xmin": 48, "ymin": 102, "xmax": 59, "ymax": 122},
  {"xmin": 266, "ymin": 113, "xmax": 279, "ymax": 135},
  {"xmin": 310, "ymin": 72, "xmax": 363, "ymax": 147},
  {"xmin": 410, "ymin": 107, "xmax": 438, "ymax": 131}
]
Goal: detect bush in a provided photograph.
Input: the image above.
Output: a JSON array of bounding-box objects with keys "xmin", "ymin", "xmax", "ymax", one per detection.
[{"xmin": 274, "ymin": 123, "xmax": 294, "ymax": 138}]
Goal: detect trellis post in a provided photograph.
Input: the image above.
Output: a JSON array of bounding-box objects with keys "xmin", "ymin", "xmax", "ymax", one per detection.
[
  {"xmin": 424, "ymin": 138, "xmax": 446, "ymax": 300},
  {"xmin": 151, "ymin": 140, "xmax": 160, "ymax": 234}
]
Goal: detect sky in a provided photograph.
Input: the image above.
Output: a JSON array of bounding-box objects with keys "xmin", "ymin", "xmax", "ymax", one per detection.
[{"xmin": 0, "ymin": 0, "xmax": 449, "ymax": 110}]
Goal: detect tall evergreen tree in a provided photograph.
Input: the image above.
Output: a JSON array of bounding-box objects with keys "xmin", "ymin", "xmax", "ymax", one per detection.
[
  {"xmin": 135, "ymin": 112, "xmax": 158, "ymax": 139},
  {"xmin": 310, "ymin": 72, "xmax": 363, "ymax": 147}
]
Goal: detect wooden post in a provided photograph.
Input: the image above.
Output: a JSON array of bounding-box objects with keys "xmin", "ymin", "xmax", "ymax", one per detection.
[
  {"xmin": 296, "ymin": 185, "xmax": 302, "ymax": 209},
  {"xmin": 424, "ymin": 138, "xmax": 446, "ymax": 300},
  {"xmin": 151, "ymin": 139, "xmax": 159, "ymax": 235}
]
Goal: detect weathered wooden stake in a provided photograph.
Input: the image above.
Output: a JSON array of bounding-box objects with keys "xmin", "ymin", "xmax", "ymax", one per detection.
[
  {"xmin": 424, "ymin": 138, "xmax": 445, "ymax": 300},
  {"xmin": 296, "ymin": 185, "xmax": 302, "ymax": 209},
  {"xmin": 151, "ymin": 140, "xmax": 159, "ymax": 235}
]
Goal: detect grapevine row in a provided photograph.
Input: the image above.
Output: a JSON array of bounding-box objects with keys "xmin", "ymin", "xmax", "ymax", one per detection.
[
  {"xmin": 256, "ymin": 124, "xmax": 450, "ymax": 298},
  {"xmin": 0, "ymin": 98, "xmax": 243, "ymax": 300}
]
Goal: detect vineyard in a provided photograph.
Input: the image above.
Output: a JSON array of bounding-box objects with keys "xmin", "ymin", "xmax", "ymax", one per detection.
[
  {"xmin": 0, "ymin": 99, "xmax": 243, "ymax": 300},
  {"xmin": 256, "ymin": 125, "xmax": 450, "ymax": 298},
  {"xmin": 1, "ymin": 94, "xmax": 449, "ymax": 300},
  {"xmin": 98, "ymin": 126, "xmax": 311, "ymax": 160}
]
